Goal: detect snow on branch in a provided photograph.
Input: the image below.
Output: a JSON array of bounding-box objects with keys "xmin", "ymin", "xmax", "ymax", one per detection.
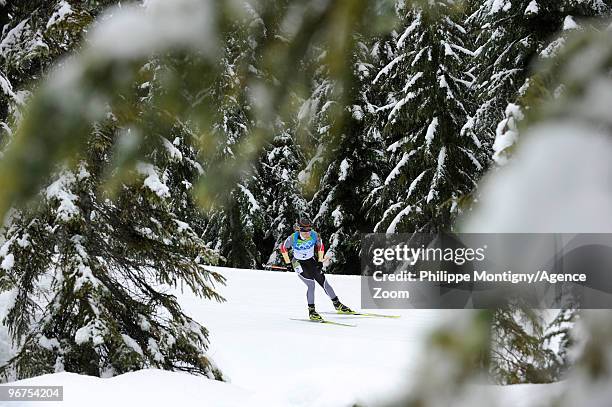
[
  {"xmin": 47, "ymin": 1, "xmax": 74, "ymax": 29},
  {"xmin": 397, "ymin": 12, "xmax": 422, "ymax": 49},
  {"xmin": 237, "ymin": 184, "xmax": 261, "ymax": 214},
  {"xmin": 46, "ymin": 171, "xmax": 80, "ymax": 221},
  {"xmin": 425, "ymin": 117, "xmax": 439, "ymax": 148},
  {"xmin": 373, "ymin": 54, "xmax": 405, "ymax": 84},
  {"xmin": 427, "ymin": 146, "xmax": 446, "ymax": 203},
  {"xmin": 387, "ymin": 205, "xmax": 412, "ymax": 233},
  {"xmin": 385, "ymin": 150, "xmax": 416, "ymax": 185},
  {"xmin": 136, "ymin": 162, "xmax": 170, "ymax": 198}
]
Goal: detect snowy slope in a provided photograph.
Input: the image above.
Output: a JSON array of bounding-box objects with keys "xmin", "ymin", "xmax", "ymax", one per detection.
[
  {"xmin": 4, "ymin": 267, "xmax": 562, "ymax": 407},
  {"xmin": 178, "ymin": 267, "xmax": 446, "ymax": 407}
]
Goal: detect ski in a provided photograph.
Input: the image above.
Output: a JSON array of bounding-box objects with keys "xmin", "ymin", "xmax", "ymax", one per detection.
[
  {"xmin": 289, "ymin": 318, "xmax": 356, "ymax": 327},
  {"xmin": 322, "ymin": 312, "xmax": 400, "ymax": 319}
]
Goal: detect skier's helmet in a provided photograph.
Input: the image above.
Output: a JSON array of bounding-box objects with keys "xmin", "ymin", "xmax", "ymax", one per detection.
[{"xmin": 298, "ymin": 217, "xmax": 312, "ymax": 232}]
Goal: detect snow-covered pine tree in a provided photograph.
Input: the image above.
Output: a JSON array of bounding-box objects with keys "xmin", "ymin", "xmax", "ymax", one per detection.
[
  {"xmin": 1, "ymin": 94, "xmax": 226, "ymax": 381},
  {"xmin": 201, "ymin": 6, "xmax": 269, "ymax": 269},
  {"xmin": 0, "ymin": 1, "xmax": 225, "ymax": 380},
  {"xmin": 366, "ymin": 0, "xmax": 484, "ymax": 234},
  {"xmin": 297, "ymin": 29, "xmax": 387, "ymax": 274},
  {"xmin": 0, "ymin": 119, "xmax": 225, "ymax": 380},
  {"xmin": 202, "ymin": 0, "xmax": 336, "ymax": 269},
  {"xmin": 0, "ymin": 1, "xmax": 93, "ymax": 140},
  {"xmin": 259, "ymin": 125, "xmax": 308, "ymax": 266},
  {"xmin": 468, "ymin": 0, "xmax": 612, "ymax": 165},
  {"xmin": 203, "ymin": 182, "xmax": 266, "ymax": 269}
]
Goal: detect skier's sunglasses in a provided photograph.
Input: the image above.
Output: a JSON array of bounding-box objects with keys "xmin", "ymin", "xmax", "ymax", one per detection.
[{"xmin": 299, "ymin": 226, "xmax": 312, "ymax": 232}]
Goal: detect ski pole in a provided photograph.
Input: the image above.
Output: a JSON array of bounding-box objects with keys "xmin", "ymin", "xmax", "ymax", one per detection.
[{"xmin": 263, "ymin": 264, "xmax": 289, "ymax": 271}]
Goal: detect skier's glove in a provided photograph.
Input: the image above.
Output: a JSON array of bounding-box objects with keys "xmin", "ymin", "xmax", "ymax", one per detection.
[{"xmin": 316, "ymin": 261, "xmax": 324, "ymax": 273}]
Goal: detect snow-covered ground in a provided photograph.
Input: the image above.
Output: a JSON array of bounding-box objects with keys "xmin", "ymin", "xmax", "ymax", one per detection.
[
  {"xmin": 179, "ymin": 267, "xmax": 445, "ymax": 406},
  {"xmin": 4, "ymin": 267, "xmax": 562, "ymax": 406}
]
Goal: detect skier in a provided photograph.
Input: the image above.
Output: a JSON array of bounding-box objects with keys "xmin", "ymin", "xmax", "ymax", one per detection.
[{"xmin": 280, "ymin": 217, "xmax": 354, "ymax": 321}]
